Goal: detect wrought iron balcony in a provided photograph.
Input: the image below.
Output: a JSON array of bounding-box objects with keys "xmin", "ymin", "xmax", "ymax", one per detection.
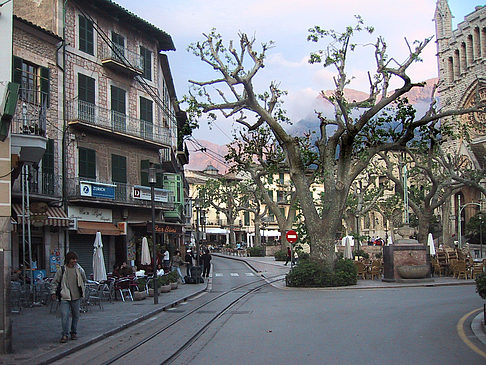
[
  {"xmin": 11, "ymin": 90, "xmax": 48, "ymax": 137},
  {"xmin": 12, "ymin": 170, "xmax": 62, "ymax": 198},
  {"xmin": 67, "ymin": 99, "xmax": 172, "ymax": 147},
  {"xmin": 100, "ymin": 43, "xmax": 143, "ymax": 77},
  {"xmin": 65, "ymin": 177, "xmax": 175, "ymax": 209}
]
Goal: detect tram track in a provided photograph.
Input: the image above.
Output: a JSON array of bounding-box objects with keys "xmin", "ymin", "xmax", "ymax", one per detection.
[{"xmin": 57, "ymin": 273, "xmax": 284, "ymax": 365}]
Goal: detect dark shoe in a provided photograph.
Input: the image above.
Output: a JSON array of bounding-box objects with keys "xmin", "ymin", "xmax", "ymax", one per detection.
[
  {"xmin": 60, "ymin": 336, "xmax": 68, "ymax": 343},
  {"xmin": 71, "ymin": 334, "xmax": 78, "ymax": 340}
]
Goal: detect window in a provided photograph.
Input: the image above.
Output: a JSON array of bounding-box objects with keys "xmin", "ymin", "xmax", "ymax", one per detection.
[
  {"xmin": 267, "ymin": 190, "xmax": 274, "ymax": 201},
  {"xmin": 277, "ymin": 190, "xmax": 285, "ymax": 203},
  {"xmin": 78, "ymin": 74, "xmax": 95, "ymax": 122},
  {"xmin": 112, "ymin": 32, "xmax": 125, "ymax": 62},
  {"xmin": 79, "ymin": 15, "xmax": 94, "ymax": 55},
  {"xmin": 140, "ymin": 97, "xmax": 153, "ymax": 139},
  {"xmin": 12, "ymin": 56, "xmax": 49, "ymax": 106},
  {"xmin": 79, "ymin": 148, "xmax": 96, "ymax": 179},
  {"xmin": 41, "ymin": 139, "xmax": 55, "ymax": 195},
  {"xmin": 279, "ymin": 173, "xmax": 285, "ymax": 185},
  {"xmin": 112, "ymin": 154, "xmax": 127, "ymax": 183},
  {"xmin": 140, "ymin": 46, "xmax": 152, "ymax": 80},
  {"xmin": 111, "ymin": 86, "xmax": 126, "ymax": 131},
  {"xmin": 244, "ymin": 211, "xmax": 250, "ymax": 226}
]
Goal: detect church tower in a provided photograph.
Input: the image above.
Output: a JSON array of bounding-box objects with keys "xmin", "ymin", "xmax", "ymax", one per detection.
[{"xmin": 434, "ymin": 0, "xmax": 453, "ymax": 84}]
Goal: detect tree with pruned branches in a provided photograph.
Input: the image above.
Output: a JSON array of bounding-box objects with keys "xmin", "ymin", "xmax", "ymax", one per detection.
[{"xmin": 185, "ymin": 17, "xmax": 485, "ymax": 267}]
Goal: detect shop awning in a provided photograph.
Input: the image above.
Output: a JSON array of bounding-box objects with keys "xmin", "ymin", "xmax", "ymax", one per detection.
[
  {"xmin": 76, "ymin": 221, "xmax": 121, "ymax": 235},
  {"xmin": 12, "ymin": 204, "xmax": 69, "ymax": 227}
]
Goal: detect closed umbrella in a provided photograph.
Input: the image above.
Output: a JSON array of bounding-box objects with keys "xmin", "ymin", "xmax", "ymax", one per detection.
[
  {"xmin": 387, "ymin": 235, "xmax": 393, "ymax": 246},
  {"xmin": 344, "ymin": 236, "xmax": 353, "ymax": 259},
  {"xmin": 93, "ymin": 231, "xmax": 107, "ymax": 282},
  {"xmin": 141, "ymin": 236, "xmax": 151, "ymax": 266},
  {"xmin": 427, "ymin": 233, "xmax": 436, "ymax": 256}
]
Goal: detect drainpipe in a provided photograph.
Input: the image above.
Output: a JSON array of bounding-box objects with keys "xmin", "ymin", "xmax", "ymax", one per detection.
[{"xmin": 62, "ymin": 0, "xmax": 68, "ymax": 254}]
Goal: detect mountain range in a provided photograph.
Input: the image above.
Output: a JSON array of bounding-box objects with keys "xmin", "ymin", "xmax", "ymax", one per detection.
[{"xmin": 185, "ymin": 78, "xmax": 438, "ymax": 173}]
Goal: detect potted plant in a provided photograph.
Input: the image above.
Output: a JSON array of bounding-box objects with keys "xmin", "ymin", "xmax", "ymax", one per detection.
[
  {"xmin": 167, "ymin": 271, "xmax": 179, "ymax": 289},
  {"xmin": 133, "ymin": 278, "xmax": 147, "ymax": 300},
  {"xmin": 158, "ymin": 274, "xmax": 171, "ymax": 293}
]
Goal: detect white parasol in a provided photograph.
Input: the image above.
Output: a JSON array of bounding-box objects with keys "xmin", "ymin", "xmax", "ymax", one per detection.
[
  {"xmin": 427, "ymin": 233, "xmax": 436, "ymax": 256},
  {"xmin": 344, "ymin": 236, "xmax": 353, "ymax": 259},
  {"xmin": 141, "ymin": 236, "xmax": 151, "ymax": 265},
  {"xmin": 93, "ymin": 231, "xmax": 107, "ymax": 281},
  {"xmin": 387, "ymin": 235, "xmax": 393, "ymax": 246}
]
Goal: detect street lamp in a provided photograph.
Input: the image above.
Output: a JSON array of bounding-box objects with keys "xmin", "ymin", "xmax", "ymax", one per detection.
[
  {"xmin": 479, "ymin": 215, "xmax": 483, "ymax": 259},
  {"xmin": 149, "ymin": 164, "xmax": 158, "ymax": 304},
  {"xmin": 194, "ymin": 199, "xmax": 201, "ymax": 270}
]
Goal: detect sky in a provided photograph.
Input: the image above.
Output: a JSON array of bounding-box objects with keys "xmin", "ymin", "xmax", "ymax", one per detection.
[{"xmin": 115, "ymin": 0, "xmax": 482, "ymax": 147}]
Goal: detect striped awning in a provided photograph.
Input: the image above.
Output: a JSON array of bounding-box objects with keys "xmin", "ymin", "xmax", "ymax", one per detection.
[{"xmin": 12, "ymin": 204, "xmax": 69, "ymax": 227}]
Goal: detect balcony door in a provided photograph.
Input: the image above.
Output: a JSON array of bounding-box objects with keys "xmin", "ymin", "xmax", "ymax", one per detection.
[
  {"xmin": 112, "ymin": 32, "xmax": 125, "ymax": 63},
  {"xmin": 111, "ymin": 86, "xmax": 126, "ymax": 132},
  {"xmin": 78, "ymin": 73, "xmax": 95, "ymax": 123},
  {"xmin": 112, "ymin": 154, "xmax": 127, "ymax": 201}
]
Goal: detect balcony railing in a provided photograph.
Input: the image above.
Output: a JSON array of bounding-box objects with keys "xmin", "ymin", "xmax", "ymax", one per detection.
[
  {"xmin": 68, "ymin": 99, "xmax": 172, "ymax": 147},
  {"xmin": 100, "ymin": 43, "xmax": 143, "ymax": 75},
  {"xmin": 11, "ymin": 90, "xmax": 48, "ymax": 137},
  {"xmin": 65, "ymin": 177, "xmax": 175, "ymax": 209},
  {"xmin": 12, "ymin": 171, "xmax": 61, "ymax": 197}
]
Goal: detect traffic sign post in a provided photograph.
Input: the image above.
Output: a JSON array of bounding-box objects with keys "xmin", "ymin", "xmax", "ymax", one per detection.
[{"xmin": 286, "ymin": 230, "xmax": 298, "ymax": 268}]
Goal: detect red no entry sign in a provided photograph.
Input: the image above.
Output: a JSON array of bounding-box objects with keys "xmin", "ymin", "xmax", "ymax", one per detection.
[{"xmin": 286, "ymin": 230, "xmax": 298, "ymax": 244}]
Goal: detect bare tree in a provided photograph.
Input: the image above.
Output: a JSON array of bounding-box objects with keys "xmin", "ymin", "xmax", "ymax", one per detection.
[{"xmin": 186, "ymin": 18, "xmax": 485, "ymax": 267}]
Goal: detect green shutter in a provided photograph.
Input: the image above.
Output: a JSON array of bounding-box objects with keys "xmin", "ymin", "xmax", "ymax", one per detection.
[
  {"xmin": 112, "ymin": 154, "xmax": 127, "ymax": 183},
  {"xmin": 40, "ymin": 66, "xmax": 50, "ymax": 108},
  {"xmin": 42, "ymin": 139, "xmax": 54, "ymax": 173},
  {"xmin": 12, "ymin": 56, "xmax": 22, "ymax": 84},
  {"xmin": 79, "ymin": 148, "xmax": 96, "ymax": 179},
  {"xmin": 140, "ymin": 159, "xmax": 149, "ymax": 186},
  {"xmin": 79, "ymin": 15, "xmax": 94, "ymax": 55},
  {"xmin": 155, "ymin": 163, "xmax": 163, "ymax": 188},
  {"xmin": 111, "ymin": 86, "xmax": 126, "ymax": 113},
  {"xmin": 78, "ymin": 74, "xmax": 95, "ymax": 104},
  {"xmin": 140, "ymin": 97, "xmax": 153, "ymax": 122}
]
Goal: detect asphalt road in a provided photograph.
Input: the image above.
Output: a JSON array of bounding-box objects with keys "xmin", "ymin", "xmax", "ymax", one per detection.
[{"xmin": 176, "ymin": 258, "xmax": 486, "ymax": 365}]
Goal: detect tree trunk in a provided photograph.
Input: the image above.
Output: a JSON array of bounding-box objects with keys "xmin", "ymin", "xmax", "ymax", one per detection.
[{"xmin": 417, "ymin": 208, "xmax": 434, "ymax": 245}]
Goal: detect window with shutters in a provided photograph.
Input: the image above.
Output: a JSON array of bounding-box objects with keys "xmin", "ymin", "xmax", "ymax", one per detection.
[
  {"xmin": 79, "ymin": 147, "xmax": 96, "ymax": 179},
  {"xmin": 112, "ymin": 32, "xmax": 125, "ymax": 62},
  {"xmin": 42, "ymin": 139, "xmax": 55, "ymax": 195},
  {"xmin": 140, "ymin": 97, "xmax": 153, "ymax": 139},
  {"xmin": 111, "ymin": 86, "xmax": 126, "ymax": 131},
  {"xmin": 112, "ymin": 154, "xmax": 127, "ymax": 183},
  {"xmin": 140, "ymin": 46, "xmax": 152, "ymax": 80},
  {"xmin": 78, "ymin": 73, "xmax": 95, "ymax": 123},
  {"xmin": 79, "ymin": 15, "xmax": 94, "ymax": 55},
  {"xmin": 244, "ymin": 211, "xmax": 250, "ymax": 226},
  {"xmin": 12, "ymin": 56, "xmax": 49, "ymax": 107}
]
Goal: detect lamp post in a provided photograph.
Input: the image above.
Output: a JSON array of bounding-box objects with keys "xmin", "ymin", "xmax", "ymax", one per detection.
[
  {"xmin": 149, "ymin": 165, "xmax": 158, "ymax": 304},
  {"xmin": 479, "ymin": 215, "xmax": 483, "ymax": 259},
  {"xmin": 355, "ymin": 213, "xmax": 360, "ymax": 257},
  {"xmin": 195, "ymin": 199, "xmax": 201, "ymax": 270}
]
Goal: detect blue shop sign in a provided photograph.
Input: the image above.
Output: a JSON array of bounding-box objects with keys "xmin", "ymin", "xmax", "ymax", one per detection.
[
  {"xmin": 92, "ymin": 184, "xmax": 115, "ymax": 199},
  {"xmin": 80, "ymin": 181, "xmax": 115, "ymax": 199}
]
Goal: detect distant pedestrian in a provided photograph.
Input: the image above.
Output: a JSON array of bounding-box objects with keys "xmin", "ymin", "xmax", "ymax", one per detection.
[
  {"xmin": 163, "ymin": 248, "xmax": 170, "ymax": 270},
  {"xmin": 285, "ymin": 246, "xmax": 291, "ymax": 265},
  {"xmin": 171, "ymin": 250, "xmax": 185, "ymax": 283},
  {"xmin": 50, "ymin": 251, "xmax": 86, "ymax": 343},
  {"xmin": 201, "ymin": 249, "xmax": 212, "ymax": 277},
  {"xmin": 185, "ymin": 250, "xmax": 193, "ymax": 276}
]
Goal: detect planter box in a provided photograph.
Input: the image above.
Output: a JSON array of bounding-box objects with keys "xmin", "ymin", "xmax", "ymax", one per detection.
[
  {"xmin": 170, "ymin": 282, "xmax": 178, "ymax": 290},
  {"xmin": 133, "ymin": 291, "xmax": 147, "ymax": 301},
  {"xmin": 159, "ymin": 284, "xmax": 171, "ymax": 293}
]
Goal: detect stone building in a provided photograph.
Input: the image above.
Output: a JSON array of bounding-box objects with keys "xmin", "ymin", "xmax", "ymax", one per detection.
[
  {"xmin": 434, "ymin": 0, "xmax": 486, "ymax": 246},
  {"xmin": 12, "ymin": 0, "xmax": 190, "ymax": 276}
]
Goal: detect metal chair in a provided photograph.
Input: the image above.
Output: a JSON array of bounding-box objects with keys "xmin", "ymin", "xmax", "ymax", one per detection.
[{"xmin": 114, "ymin": 278, "xmax": 133, "ymax": 302}]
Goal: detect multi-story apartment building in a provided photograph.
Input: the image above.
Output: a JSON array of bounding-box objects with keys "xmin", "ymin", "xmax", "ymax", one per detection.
[
  {"xmin": 12, "ymin": 0, "xmax": 190, "ymax": 276},
  {"xmin": 434, "ymin": 0, "xmax": 486, "ymax": 245}
]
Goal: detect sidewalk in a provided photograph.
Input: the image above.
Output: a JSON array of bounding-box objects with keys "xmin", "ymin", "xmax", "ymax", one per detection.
[{"xmin": 0, "ymin": 282, "xmax": 207, "ymax": 365}]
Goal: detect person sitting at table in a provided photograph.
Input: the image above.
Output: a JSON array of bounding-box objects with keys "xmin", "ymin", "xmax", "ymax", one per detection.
[{"xmin": 119, "ymin": 262, "xmax": 133, "ymax": 277}]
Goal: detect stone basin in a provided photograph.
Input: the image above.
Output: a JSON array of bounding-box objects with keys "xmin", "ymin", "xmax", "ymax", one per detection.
[{"xmin": 396, "ymin": 265, "xmax": 430, "ymax": 279}]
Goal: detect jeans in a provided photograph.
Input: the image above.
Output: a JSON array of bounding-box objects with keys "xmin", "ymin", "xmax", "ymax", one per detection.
[
  {"xmin": 186, "ymin": 264, "xmax": 193, "ymax": 276},
  {"xmin": 171, "ymin": 266, "xmax": 185, "ymax": 283},
  {"xmin": 60, "ymin": 299, "xmax": 80, "ymax": 337}
]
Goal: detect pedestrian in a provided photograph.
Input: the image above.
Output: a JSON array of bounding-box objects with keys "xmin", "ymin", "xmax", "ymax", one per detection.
[
  {"xmin": 50, "ymin": 251, "xmax": 87, "ymax": 343},
  {"xmin": 163, "ymin": 247, "xmax": 170, "ymax": 270},
  {"xmin": 201, "ymin": 249, "xmax": 212, "ymax": 277},
  {"xmin": 171, "ymin": 250, "xmax": 185, "ymax": 283},
  {"xmin": 185, "ymin": 250, "xmax": 193, "ymax": 276},
  {"xmin": 284, "ymin": 246, "xmax": 291, "ymax": 265}
]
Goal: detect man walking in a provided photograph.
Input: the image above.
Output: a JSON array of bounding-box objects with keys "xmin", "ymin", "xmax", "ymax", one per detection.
[
  {"xmin": 51, "ymin": 251, "xmax": 87, "ymax": 343},
  {"xmin": 201, "ymin": 249, "xmax": 212, "ymax": 278}
]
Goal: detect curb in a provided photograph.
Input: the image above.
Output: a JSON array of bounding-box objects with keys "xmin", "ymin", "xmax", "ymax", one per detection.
[
  {"xmin": 472, "ymin": 311, "xmax": 486, "ymax": 346},
  {"xmin": 36, "ymin": 283, "xmax": 209, "ymax": 365}
]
